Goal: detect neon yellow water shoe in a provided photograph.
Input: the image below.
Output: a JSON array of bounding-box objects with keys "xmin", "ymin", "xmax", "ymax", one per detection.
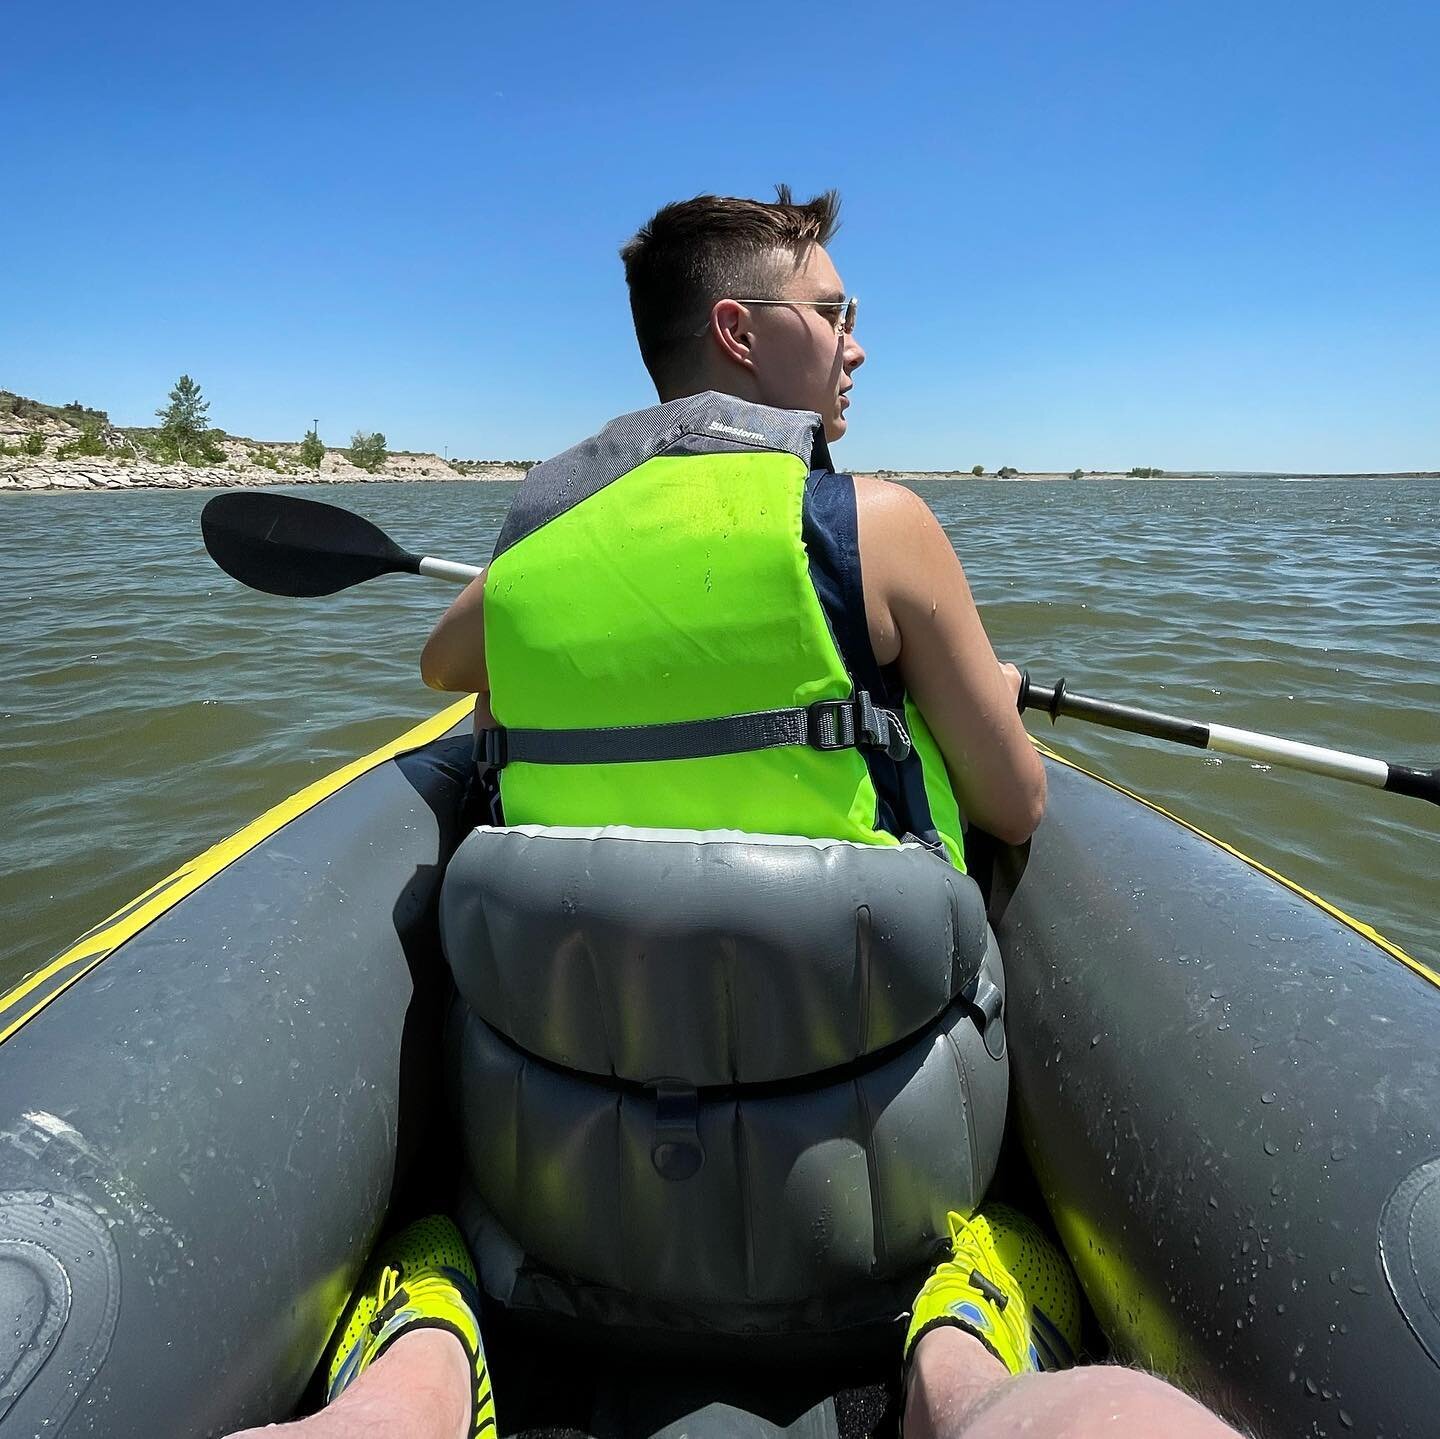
[
  {"xmin": 325, "ymin": 1214, "xmax": 495, "ymax": 1435},
  {"xmin": 904, "ymin": 1203, "xmax": 1082, "ymax": 1375}
]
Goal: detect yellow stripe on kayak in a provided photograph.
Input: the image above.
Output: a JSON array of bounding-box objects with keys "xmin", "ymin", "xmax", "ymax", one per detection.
[
  {"xmin": 0, "ymin": 697, "xmax": 477, "ymax": 1048},
  {"xmin": 1031, "ymin": 736, "xmax": 1440, "ymax": 990}
]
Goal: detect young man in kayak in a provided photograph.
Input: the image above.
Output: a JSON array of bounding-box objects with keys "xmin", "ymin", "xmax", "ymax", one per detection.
[
  {"xmin": 225, "ymin": 190, "xmax": 1240, "ymax": 1439},
  {"xmin": 421, "ymin": 187, "xmax": 1046, "ymax": 853}
]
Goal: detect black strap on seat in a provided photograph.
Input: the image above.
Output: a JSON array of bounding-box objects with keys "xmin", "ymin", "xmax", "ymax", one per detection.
[{"xmin": 481, "ymin": 691, "xmax": 911, "ymax": 770}]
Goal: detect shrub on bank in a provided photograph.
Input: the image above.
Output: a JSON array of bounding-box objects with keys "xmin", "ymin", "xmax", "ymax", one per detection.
[
  {"xmin": 349, "ymin": 431, "xmax": 388, "ymax": 472},
  {"xmin": 56, "ymin": 422, "xmax": 111, "ymax": 459},
  {"xmin": 146, "ymin": 428, "xmax": 225, "ymax": 465},
  {"xmin": 299, "ymin": 428, "xmax": 325, "ymax": 469}
]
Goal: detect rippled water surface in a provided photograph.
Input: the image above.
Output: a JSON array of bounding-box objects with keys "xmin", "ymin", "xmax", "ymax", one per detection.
[{"xmin": 2, "ymin": 477, "xmax": 1435, "ymax": 989}]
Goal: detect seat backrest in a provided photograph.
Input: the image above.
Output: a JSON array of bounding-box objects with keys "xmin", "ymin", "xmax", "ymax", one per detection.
[
  {"xmin": 439, "ymin": 826, "xmax": 1009, "ymax": 1333},
  {"xmin": 441, "ymin": 825, "xmax": 989, "ymax": 1086}
]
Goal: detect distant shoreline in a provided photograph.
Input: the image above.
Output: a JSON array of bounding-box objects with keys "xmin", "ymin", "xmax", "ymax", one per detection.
[
  {"xmin": 0, "ymin": 456, "xmax": 526, "ymax": 494},
  {"xmin": 858, "ymin": 469, "xmax": 1440, "ymax": 483},
  {"xmin": 3, "ymin": 457, "xmax": 1437, "ymax": 495}
]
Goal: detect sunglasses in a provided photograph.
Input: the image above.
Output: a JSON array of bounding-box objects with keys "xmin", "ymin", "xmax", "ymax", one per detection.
[{"xmin": 693, "ymin": 296, "xmax": 859, "ymax": 339}]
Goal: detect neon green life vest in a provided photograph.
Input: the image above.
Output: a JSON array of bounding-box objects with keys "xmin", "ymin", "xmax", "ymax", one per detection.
[{"xmin": 483, "ymin": 395, "xmax": 967, "ymax": 868}]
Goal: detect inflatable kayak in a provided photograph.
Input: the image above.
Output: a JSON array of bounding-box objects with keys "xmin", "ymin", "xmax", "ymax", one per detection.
[{"xmin": 2, "ymin": 701, "xmax": 1436, "ymax": 1438}]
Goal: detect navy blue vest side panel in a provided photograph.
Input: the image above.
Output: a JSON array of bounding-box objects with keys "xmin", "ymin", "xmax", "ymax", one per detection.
[{"xmin": 802, "ymin": 471, "xmax": 945, "ymax": 849}]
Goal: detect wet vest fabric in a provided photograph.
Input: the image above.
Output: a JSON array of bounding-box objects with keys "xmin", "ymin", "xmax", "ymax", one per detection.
[{"xmin": 483, "ymin": 393, "xmax": 967, "ymax": 867}]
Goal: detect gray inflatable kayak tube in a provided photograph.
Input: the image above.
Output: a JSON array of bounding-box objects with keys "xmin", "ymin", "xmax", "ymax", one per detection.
[
  {"xmin": 993, "ymin": 748, "xmax": 1440, "ymax": 1439},
  {"xmin": 7, "ymin": 703, "xmax": 1436, "ymax": 1439},
  {"xmin": 0, "ymin": 706, "xmax": 477, "ymax": 1437}
]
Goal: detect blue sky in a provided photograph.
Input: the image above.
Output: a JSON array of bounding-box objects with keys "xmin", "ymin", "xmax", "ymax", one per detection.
[{"xmin": 5, "ymin": 0, "xmax": 1437, "ymax": 472}]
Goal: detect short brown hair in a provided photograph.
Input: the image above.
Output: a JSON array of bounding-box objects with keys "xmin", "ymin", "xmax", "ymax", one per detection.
[{"xmin": 620, "ymin": 185, "xmax": 841, "ymax": 393}]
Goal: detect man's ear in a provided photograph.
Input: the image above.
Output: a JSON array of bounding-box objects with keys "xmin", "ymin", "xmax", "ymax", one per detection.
[{"xmin": 709, "ymin": 300, "xmax": 756, "ymax": 371}]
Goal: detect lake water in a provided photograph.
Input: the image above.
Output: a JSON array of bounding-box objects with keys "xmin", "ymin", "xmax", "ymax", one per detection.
[{"xmin": 2, "ymin": 476, "xmax": 1435, "ymax": 988}]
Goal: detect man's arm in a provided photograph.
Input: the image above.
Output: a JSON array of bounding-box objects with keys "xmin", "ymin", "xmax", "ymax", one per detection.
[
  {"xmin": 420, "ymin": 571, "xmax": 496, "ymax": 728},
  {"xmin": 855, "ymin": 477, "xmax": 1045, "ymax": 845}
]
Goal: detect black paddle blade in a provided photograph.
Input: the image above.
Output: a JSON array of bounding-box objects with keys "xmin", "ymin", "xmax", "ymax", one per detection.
[{"xmin": 201, "ymin": 492, "xmax": 420, "ymax": 597}]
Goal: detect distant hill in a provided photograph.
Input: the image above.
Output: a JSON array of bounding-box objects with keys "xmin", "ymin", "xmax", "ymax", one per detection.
[
  {"xmin": 0, "ymin": 387, "xmax": 533, "ymax": 472},
  {"xmin": 0, "ymin": 391, "xmax": 110, "ymax": 431}
]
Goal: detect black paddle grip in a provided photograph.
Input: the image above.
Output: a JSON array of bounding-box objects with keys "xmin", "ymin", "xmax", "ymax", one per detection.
[{"xmin": 1018, "ymin": 674, "xmax": 1210, "ymax": 749}]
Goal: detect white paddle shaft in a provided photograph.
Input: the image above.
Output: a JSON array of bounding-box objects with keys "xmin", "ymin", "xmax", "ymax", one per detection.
[
  {"xmin": 1206, "ymin": 724, "xmax": 1390, "ymax": 788},
  {"xmin": 417, "ymin": 556, "xmax": 483, "ymax": 584}
]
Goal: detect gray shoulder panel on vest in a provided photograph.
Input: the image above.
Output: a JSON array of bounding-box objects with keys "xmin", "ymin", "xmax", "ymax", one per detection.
[{"xmin": 493, "ymin": 394, "xmax": 832, "ymax": 559}]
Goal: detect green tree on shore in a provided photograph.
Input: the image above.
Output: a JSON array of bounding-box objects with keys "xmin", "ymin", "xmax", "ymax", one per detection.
[
  {"xmin": 22, "ymin": 431, "xmax": 45, "ymax": 457},
  {"xmin": 349, "ymin": 431, "xmax": 388, "ymax": 472},
  {"xmin": 1070, "ymin": 468, "xmax": 1084, "ymax": 481},
  {"xmin": 153, "ymin": 375, "xmax": 224, "ymax": 465},
  {"xmin": 299, "ymin": 427, "xmax": 325, "ymax": 469},
  {"xmin": 971, "ymin": 464, "xmax": 984, "ymax": 476}
]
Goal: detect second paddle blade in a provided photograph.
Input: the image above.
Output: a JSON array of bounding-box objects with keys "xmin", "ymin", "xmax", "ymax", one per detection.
[{"xmin": 201, "ymin": 491, "xmax": 419, "ymax": 597}]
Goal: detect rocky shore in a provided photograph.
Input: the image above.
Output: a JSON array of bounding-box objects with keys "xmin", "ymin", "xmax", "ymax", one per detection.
[{"xmin": 0, "ymin": 452, "xmax": 527, "ymax": 493}]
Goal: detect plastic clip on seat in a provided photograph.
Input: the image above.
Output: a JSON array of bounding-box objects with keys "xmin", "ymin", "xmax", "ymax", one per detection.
[{"xmin": 651, "ymin": 1082, "xmax": 704, "ymax": 1181}]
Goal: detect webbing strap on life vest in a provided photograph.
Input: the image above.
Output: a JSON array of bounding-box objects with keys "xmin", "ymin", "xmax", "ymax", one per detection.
[{"xmin": 481, "ymin": 691, "xmax": 912, "ymax": 770}]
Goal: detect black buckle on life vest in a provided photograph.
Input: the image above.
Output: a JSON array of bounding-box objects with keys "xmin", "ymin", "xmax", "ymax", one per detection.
[
  {"xmin": 808, "ymin": 694, "xmax": 913, "ymax": 763},
  {"xmin": 480, "ymin": 726, "xmax": 508, "ymax": 771}
]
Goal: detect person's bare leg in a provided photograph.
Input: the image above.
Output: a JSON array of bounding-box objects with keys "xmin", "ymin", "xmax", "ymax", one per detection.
[
  {"xmin": 225, "ymin": 1328, "xmax": 471, "ymax": 1439},
  {"xmin": 905, "ymin": 1328, "xmax": 1244, "ymax": 1439},
  {"xmin": 903, "ymin": 1326, "xmax": 1012, "ymax": 1439}
]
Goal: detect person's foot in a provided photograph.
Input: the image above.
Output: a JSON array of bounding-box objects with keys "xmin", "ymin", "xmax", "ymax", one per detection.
[
  {"xmin": 904, "ymin": 1203, "xmax": 1081, "ymax": 1375},
  {"xmin": 326, "ymin": 1215, "xmax": 495, "ymax": 1435}
]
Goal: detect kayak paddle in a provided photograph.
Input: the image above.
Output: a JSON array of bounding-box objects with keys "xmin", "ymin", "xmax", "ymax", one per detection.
[
  {"xmin": 1019, "ymin": 674, "xmax": 1439, "ymax": 808},
  {"xmin": 199, "ymin": 491, "xmax": 1438, "ymax": 807},
  {"xmin": 200, "ymin": 491, "xmax": 480, "ymax": 597}
]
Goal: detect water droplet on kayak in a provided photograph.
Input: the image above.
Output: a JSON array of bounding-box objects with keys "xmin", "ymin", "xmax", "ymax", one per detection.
[
  {"xmin": 1264, "ymin": 1140, "xmax": 1280, "ymax": 1155},
  {"xmin": 1305, "ymin": 1378, "xmax": 1318, "ymax": 1395},
  {"xmin": 1340, "ymin": 1412, "xmax": 1353, "ymax": 1429},
  {"xmin": 1090, "ymin": 1033, "xmax": 1102, "ymax": 1047},
  {"xmin": 1261, "ymin": 1091, "xmax": 1277, "ymax": 1104}
]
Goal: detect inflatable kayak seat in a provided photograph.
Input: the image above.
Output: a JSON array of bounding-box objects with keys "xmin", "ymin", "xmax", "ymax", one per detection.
[{"xmin": 440, "ymin": 827, "xmax": 1008, "ymax": 1336}]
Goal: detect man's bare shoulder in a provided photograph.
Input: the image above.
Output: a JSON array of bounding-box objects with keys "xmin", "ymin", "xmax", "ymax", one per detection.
[
  {"xmin": 852, "ymin": 472, "xmax": 934, "ymax": 536},
  {"xmin": 853, "ymin": 473, "xmax": 948, "ymax": 557}
]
